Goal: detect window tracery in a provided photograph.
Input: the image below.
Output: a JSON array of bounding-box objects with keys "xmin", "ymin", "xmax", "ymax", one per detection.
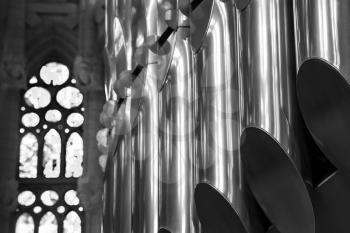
[{"xmin": 15, "ymin": 62, "xmax": 84, "ymax": 233}]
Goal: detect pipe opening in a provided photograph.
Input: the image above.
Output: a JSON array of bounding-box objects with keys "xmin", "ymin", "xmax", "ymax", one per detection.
[
  {"xmin": 158, "ymin": 228, "xmax": 171, "ymax": 233},
  {"xmin": 240, "ymin": 127, "xmax": 314, "ymax": 233},
  {"xmin": 234, "ymin": 0, "xmax": 251, "ymax": 11},
  {"xmin": 194, "ymin": 183, "xmax": 248, "ymax": 233},
  {"xmin": 297, "ymin": 58, "xmax": 350, "ymax": 175}
]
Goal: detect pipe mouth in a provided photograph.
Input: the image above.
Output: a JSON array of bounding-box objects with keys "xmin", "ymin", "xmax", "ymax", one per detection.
[
  {"xmin": 234, "ymin": 0, "xmax": 251, "ymax": 11},
  {"xmin": 312, "ymin": 171, "xmax": 350, "ymax": 233},
  {"xmin": 240, "ymin": 127, "xmax": 315, "ymax": 233},
  {"xmin": 158, "ymin": 228, "xmax": 171, "ymax": 233},
  {"xmin": 194, "ymin": 182, "xmax": 248, "ymax": 233},
  {"xmin": 297, "ymin": 58, "xmax": 350, "ymax": 175},
  {"xmin": 190, "ymin": 0, "xmax": 214, "ymax": 53}
]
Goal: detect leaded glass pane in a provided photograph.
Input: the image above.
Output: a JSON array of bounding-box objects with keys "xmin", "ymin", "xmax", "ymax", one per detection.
[
  {"xmin": 45, "ymin": 109, "xmax": 62, "ymax": 123},
  {"xmin": 43, "ymin": 129, "xmax": 61, "ymax": 178},
  {"xmin": 65, "ymin": 133, "xmax": 83, "ymax": 178},
  {"xmin": 56, "ymin": 87, "xmax": 83, "ymax": 109},
  {"xmin": 64, "ymin": 190, "xmax": 79, "ymax": 206},
  {"xmin": 63, "ymin": 211, "xmax": 81, "ymax": 233},
  {"xmin": 41, "ymin": 190, "xmax": 59, "ymax": 206},
  {"xmin": 40, "ymin": 62, "xmax": 69, "ymax": 86},
  {"xmin": 67, "ymin": 113, "xmax": 84, "ymax": 127},
  {"xmin": 21, "ymin": 112, "xmax": 40, "ymax": 127},
  {"xmin": 15, "ymin": 213, "xmax": 34, "ymax": 233},
  {"xmin": 18, "ymin": 191, "xmax": 36, "ymax": 206},
  {"xmin": 38, "ymin": 212, "xmax": 58, "ymax": 233},
  {"xmin": 19, "ymin": 133, "xmax": 38, "ymax": 178},
  {"xmin": 24, "ymin": 87, "xmax": 51, "ymax": 109}
]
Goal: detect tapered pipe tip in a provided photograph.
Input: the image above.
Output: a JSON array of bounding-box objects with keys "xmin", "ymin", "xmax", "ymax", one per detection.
[
  {"xmin": 297, "ymin": 58, "xmax": 350, "ymax": 175},
  {"xmin": 234, "ymin": 0, "xmax": 251, "ymax": 10},
  {"xmin": 158, "ymin": 228, "xmax": 171, "ymax": 233},
  {"xmin": 240, "ymin": 127, "xmax": 315, "ymax": 233},
  {"xmin": 190, "ymin": 0, "xmax": 214, "ymax": 53},
  {"xmin": 194, "ymin": 183, "xmax": 248, "ymax": 233}
]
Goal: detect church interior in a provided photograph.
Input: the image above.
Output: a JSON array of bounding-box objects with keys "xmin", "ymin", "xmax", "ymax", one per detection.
[{"xmin": 0, "ymin": 0, "xmax": 350, "ymax": 233}]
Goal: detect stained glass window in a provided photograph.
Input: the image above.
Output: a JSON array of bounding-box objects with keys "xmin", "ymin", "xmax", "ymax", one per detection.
[
  {"xmin": 63, "ymin": 211, "xmax": 81, "ymax": 233},
  {"xmin": 38, "ymin": 212, "xmax": 58, "ymax": 233},
  {"xmin": 16, "ymin": 62, "xmax": 84, "ymax": 233},
  {"xmin": 21, "ymin": 113, "xmax": 40, "ymax": 127},
  {"xmin": 40, "ymin": 62, "xmax": 70, "ymax": 86},
  {"xmin": 45, "ymin": 109, "xmax": 62, "ymax": 122},
  {"xmin": 66, "ymin": 133, "xmax": 83, "ymax": 178},
  {"xmin": 56, "ymin": 87, "xmax": 83, "ymax": 109},
  {"xmin": 18, "ymin": 191, "xmax": 36, "ymax": 206},
  {"xmin": 19, "ymin": 133, "xmax": 38, "ymax": 178},
  {"xmin": 43, "ymin": 129, "xmax": 61, "ymax": 178},
  {"xmin": 24, "ymin": 87, "xmax": 51, "ymax": 109},
  {"xmin": 15, "ymin": 213, "xmax": 34, "ymax": 233}
]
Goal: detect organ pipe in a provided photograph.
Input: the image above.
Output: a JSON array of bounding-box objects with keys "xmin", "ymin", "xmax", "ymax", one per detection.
[{"xmin": 100, "ymin": 0, "xmax": 350, "ymax": 233}]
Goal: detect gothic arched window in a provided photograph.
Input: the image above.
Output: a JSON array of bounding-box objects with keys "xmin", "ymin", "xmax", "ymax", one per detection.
[{"xmin": 15, "ymin": 62, "xmax": 85, "ymax": 233}]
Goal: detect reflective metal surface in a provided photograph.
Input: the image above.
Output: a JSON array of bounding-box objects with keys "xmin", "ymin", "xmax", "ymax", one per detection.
[
  {"xmin": 193, "ymin": 1, "xmax": 264, "ymax": 232},
  {"xmin": 158, "ymin": 27, "xmax": 197, "ymax": 233},
  {"xmin": 237, "ymin": 1, "xmax": 314, "ymax": 233},
  {"xmin": 294, "ymin": 0, "xmax": 350, "ymax": 175},
  {"xmin": 102, "ymin": 155, "xmax": 115, "ymax": 233},
  {"xmin": 104, "ymin": 0, "xmax": 128, "ymax": 99},
  {"xmin": 190, "ymin": 0, "xmax": 214, "ymax": 52},
  {"xmin": 131, "ymin": 68, "xmax": 159, "ymax": 233},
  {"xmin": 233, "ymin": 0, "xmax": 251, "ymax": 11},
  {"xmin": 129, "ymin": 1, "xmax": 159, "ymax": 230},
  {"xmin": 113, "ymin": 135, "xmax": 132, "ymax": 233}
]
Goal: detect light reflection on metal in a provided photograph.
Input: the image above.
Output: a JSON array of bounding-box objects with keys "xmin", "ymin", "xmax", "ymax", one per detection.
[
  {"xmin": 294, "ymin": 0, "xmax": 350, "ymax": 176},
  {"xmin": 193, "ymin": 1, "xmax": 264, "ymax": 233},
  {"xmin": 237, "ymin": 1, "xmax": 314, "ymax": 233},
  {"xmin": 158, "ymin": 27, "xmax": 198, "ymax": 233},
  {"xmin": 129, "ymin": 1, "xmax": 159, "ymax": 232},
  {"xmin": 98, "ymin": 0, "xmax": 350, "ymax": 232},
  {"xmin": 113, "ymin": 134, "xmax": 132, "ymax": 233}
]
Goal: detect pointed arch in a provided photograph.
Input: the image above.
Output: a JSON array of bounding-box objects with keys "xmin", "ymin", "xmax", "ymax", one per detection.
[
  {"xmin": 65, "ymin": 132, "xmax": 83, "ymax": 178},
  {"xmin": 63, "ymin": 211, "xmax": 81, "ymax": 233},
  {"xmin": 19, "ymin": 133, "xmax": 38, "ymax": 178},
  {"xmin": 43, "ymin": 129, "xmax": 61, "ymax": 178},
  {"xmin": 15, "ymin": 213, "xmax": 34, "ymax": 233},
  {"xmin": 38, "ymin": 212, "xmax": 58, "ymax": 233}
]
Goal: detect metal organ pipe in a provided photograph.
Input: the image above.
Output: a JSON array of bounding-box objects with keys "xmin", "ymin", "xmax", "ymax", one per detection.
[
  {"xmin": 129, "ymin": 0, "xmax": 159, "ymax": 232},
  {"xmin": 237, "ymin": 1, "xmax": 315, "ymax": 233},
  {"xmin": 294, "ymin": 0, "xmax": 350, "ymax": 176},
  {"xmin": 192, "ymin": 1, "xmax": 264, "ymax": 233},
  {"xmin": 158, "ymin": 27, "xmax": 197, "ymax": 233},
  {"xmin": 100, "ymin": 0, "xmax": 350, "ymax": 232}
]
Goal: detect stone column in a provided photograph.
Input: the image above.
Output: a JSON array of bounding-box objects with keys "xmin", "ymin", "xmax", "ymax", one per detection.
[
  {"xmin": 77, "ymin": 89, "xmax": 105, "ymax": 233},
  {"xmin": 0, "ymin": 0, "xmax": 26, "ymax": 232},
  {"xmin": 75, "ymin": 1, "xmax": 106, "ymax": 232},
  {"xmin": 0, "ymin": 86, "xmax": 21, "ymax": 233}
]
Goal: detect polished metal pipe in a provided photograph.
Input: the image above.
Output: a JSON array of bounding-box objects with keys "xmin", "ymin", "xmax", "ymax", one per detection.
[
  {"xmin": 113, "ymin": 135, "xmax": 132, "ymax": 233},
  {"xmin": 158, "ymin": 27, "xmax": 198, "ymax": 233},
  {"xmin": 192, "ymin": 1, "xmax": 264, "ymax": 233},
  {"xmin": 129, "ymin": 1, "xmax": 159, "ymax": 232},
  {"xmin": 237, "ymin": 1, "xmax": 314, "ymax": 233},
  {"xmin": 294, "ymin": 0, "xmax": 350, "ymax": 176},
  {"xmin": 102, "ymin": 155, "xmax": 115, "ymax": 233},
  {"xmin": 131, "ymin": 78, "xmax": 159, "ymax": 233}
]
